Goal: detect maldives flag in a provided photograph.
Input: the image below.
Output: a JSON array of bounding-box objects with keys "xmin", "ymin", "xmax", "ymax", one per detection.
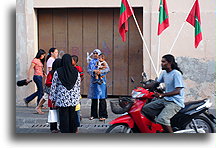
[
  {"xmin": 119, "ymin": 0, "xmax": 133, "ymax": 42},
  {"xmin": 158, "ymin": 0, "xmax": 169, "ymax": 35},
  {"xmin": 186, "ymin": 0, "xmax": 202, "ymax": 48}
]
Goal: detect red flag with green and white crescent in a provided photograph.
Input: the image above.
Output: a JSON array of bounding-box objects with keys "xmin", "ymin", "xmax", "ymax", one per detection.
[
  {"xmin": 119, "ymin": 0, "xmax": 133, "ymax": 42},
  {"xmin": 158, "ymin": 0, "xmax": 169, "ymax": 35},
  {"xmin": 186, "ymin": 0, "xmax": 202, "ymax": 48}
]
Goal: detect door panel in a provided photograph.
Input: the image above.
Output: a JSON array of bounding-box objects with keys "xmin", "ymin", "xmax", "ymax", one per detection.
[
  {"xmin": 113, "ymin": 9, "xmax": 129, "ymax": 95},
  {"xmin": 98, "ymin": 9, "xmax": 114, "ymax": 95},
  {"xmin": 53, "ymin": 9, "xmax": 68, "ymax": 53},
  {"xmin": 68, "ymin": 9, "xmax": 84, "ymax": 93},
  {"xmin": 128, "ymin": 8, "xmax": 143, "ymax": 94},
  {"xmin": 38, "ymin": 9, "xmax": 53, "ymax": 53},
  {"xmin": 82, "ymin": 9, "xmax": 98, "ymax": 95}
]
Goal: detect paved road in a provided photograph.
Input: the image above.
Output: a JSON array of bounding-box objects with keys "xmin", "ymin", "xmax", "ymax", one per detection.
[
  {"xmin": 16, "ymin": 98, "xmax": 120, "ymax": 133},
  {"xmin": 16, "ymin": 98, "xmax": 215, "ymax": 133}
]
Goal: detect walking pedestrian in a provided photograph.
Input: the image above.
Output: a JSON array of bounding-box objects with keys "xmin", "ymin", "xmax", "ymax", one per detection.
[
  {"xmin": 24, "ymin": 49, "xmax": 46, "ymax": 106},
  {"xmin": 35, "ymin": 59, "xmax": 61, "ymax": 115}
]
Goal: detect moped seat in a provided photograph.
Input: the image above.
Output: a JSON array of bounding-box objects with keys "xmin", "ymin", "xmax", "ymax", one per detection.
[{"xmin": 179, "ymin": 100, "xmax": 205, "ymax": 113}]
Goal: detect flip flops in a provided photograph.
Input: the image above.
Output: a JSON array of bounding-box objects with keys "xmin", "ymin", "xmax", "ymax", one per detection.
[
  {"xmin": 89, "ymin": 117, "xmax": 95, "ymax": 120},
  {"xmin": 99, "ymin": 117, "xmax": 106, "ymax": 121}
]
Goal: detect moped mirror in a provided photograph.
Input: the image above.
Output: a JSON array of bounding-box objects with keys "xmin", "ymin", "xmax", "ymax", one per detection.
[
  {"xmin": 130, "ymin": 77, "xmax": 135, "ymax": 83},
  {"xmin": 141, "ymin": 72, "xmax": 147, "ymax": 82},
  {"xmin": 155, "ymin": 77, "xmax": 158, "ymax": 81},
  {"xmin": 141, "ymin": 72, "xmax": 146, "ymax": 78}
]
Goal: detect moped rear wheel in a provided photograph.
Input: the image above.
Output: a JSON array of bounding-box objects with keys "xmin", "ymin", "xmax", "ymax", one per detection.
[
  {"xmin": 106, "ymin": 124, "xmax": 133, "ymax": 133},
  {"xmin": 185, "ymin": 115, "xmax": 215, "ymax": 133}
]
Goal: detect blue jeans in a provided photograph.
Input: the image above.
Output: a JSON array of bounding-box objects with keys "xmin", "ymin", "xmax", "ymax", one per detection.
[{"xmin": 25, "ymin": 75, "xmax": 44, "ymax": 105}]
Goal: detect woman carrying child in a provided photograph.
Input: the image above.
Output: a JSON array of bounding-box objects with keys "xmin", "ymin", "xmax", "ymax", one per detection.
[{"xmin": 87, "ymin": 49, "xmax": 110, "ymax": 121}]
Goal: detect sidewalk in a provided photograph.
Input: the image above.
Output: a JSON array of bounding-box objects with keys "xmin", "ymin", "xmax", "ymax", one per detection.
[
  {"xmin": 16, "ymin": 98, "xmax": 120, "ymax": 133},
  {"xmin": 16, "ymin": 98, "xmax": 215, "ymax": 133}
]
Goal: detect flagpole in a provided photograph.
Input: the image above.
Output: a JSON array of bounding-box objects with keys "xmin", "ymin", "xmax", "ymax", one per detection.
[
  {"xmin": 127, "ymin": 0, "xmax": 159, "ymax": 77},
  {"xmin": 157, "ymin": 0, "xmax": 198, "ymax": 75},
  {"xmin": 157, "ymin": 36, "xmax": 161, "ymax": 74},
  {"xmin": 168, "ymin": 22, "xmax": 186, "ymax": 54},
  {"xmin": 158, "ymin": 22, "xmax": 186, "ymax": 75},
  {"xmin": 168, "ymin": 0, "xmax": 197, "ymax": 54}
]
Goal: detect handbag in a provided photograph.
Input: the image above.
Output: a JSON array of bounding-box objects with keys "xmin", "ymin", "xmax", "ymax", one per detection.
[
  {"xmin": 17, "ymin": 79, "xmax": 32, "ymax": 87},
  {"xmin": 48, "ymin": 109, "xmax": 59, "ymax": 123}
]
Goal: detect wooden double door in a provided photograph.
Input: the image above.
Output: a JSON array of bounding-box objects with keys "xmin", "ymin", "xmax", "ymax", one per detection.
[{"xmin": 38, "ymin": 8, "xmax": 143, "ymax": 96}]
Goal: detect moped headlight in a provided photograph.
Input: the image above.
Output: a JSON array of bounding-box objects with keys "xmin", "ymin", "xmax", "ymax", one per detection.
[
  {"xmin": 137, "ymin": 93, "xmax": 145, "ymax": 98},
  {"xmin": 132, "ymin": 91, "xmax": 142, "ymax": 98}
]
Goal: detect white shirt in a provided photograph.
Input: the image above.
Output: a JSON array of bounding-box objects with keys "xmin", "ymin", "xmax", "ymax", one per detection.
[{"xmin": 46, "ymin": 57, "xmax": 55, "ymax": 74}]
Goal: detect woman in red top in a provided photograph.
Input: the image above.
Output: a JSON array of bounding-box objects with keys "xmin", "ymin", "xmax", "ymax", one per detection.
[
  {"xmin": 24, "ymin": 49, "xmax": 46, "ymax": 106},
  {"xmin": 46, "ymin": 59, "xmax": 62, "ymax": 108}
]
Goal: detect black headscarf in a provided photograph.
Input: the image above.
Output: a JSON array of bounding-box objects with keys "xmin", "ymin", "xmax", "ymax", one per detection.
[
  {"xmin": 50, "ymin": 58, "xmax": 62, "ymax": 75},
  {"xmin": 57, "ymin": 54, "xmax": 78, "ymax": 90}
]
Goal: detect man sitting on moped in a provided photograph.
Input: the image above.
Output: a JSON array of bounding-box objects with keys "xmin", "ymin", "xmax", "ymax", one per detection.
[{"xmin": 142, "ymin": 54, "xmax": 184, "ymax": 133}]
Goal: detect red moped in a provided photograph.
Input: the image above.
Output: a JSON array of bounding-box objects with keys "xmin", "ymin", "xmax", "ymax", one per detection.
[{"xmin": 106, "ymin": 75, "xmax": 215, "ymax": 133}]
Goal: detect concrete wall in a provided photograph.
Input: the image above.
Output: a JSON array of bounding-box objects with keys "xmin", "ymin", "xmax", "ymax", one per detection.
[
  {"xmin": 16, "ymin": 0, "xmax": 38, "ymax": 105},
  {"xmin": 148, "ymin": 0, "xmax": 216, "ymax": 107},
  {"xmin": 33, "ymin": 0, "xmax": 144, "ymax": 8},
  {"xmin": 16, "ymin": 0, "xmax": 215, "ymax": 107}
]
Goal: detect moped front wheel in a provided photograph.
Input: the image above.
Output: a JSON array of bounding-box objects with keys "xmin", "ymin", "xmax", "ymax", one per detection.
[{"xmin": 106, "ymin": 124, "xmax": 133, "ymax": 133}]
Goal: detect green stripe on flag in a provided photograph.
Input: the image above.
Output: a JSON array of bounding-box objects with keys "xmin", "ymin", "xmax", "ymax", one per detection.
[
  {"xmin": 120, "ymin": 3, "xmax": 126, "ymax": 15},
  {"xmin": 195, "ymin": 16, "xmax": 201, "ymax": 36},
  {"xmin": 159, "ymin": 1, "xmax": 168, "ymax": 24}
]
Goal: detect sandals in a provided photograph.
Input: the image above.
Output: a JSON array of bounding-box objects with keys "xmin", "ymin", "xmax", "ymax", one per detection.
[
  {"xmin": 23, "ymin": 98, "xmax": 29, "ymax": 107},
  {"xmin": 42, "ymin": 106, "xmax": 47, "ymax": 109},
  {"xmin": 89, "ymin": 117, "xmax": 106, "ymax": 121},
  {"xmin": 51, "ymin": 130, "xmax": 59, "ymax": 133},
  {"xmin": 89, "ymin": 117, "xmax": 95, "ymax": 120},
  {"xmin": 35, "ymin": 107, "xmax": 45, "ymax": 114},
  {"xmin": 99, "ymin": 117, "xmax": 106, "ymax": 121}
]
